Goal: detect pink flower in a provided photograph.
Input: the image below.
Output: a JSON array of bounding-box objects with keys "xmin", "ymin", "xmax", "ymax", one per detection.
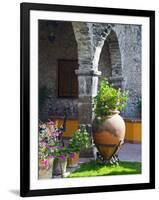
[
  {"xmin": 45, "ymin": 144, "xmax": 51, "ymax": 148},
  {"xmin": 52, "ymin": 146, "xmax": 58, "ymax": 149},
  {"xmin": 47, "ymin": 120, "xmax": 55, "ymax": 125},
  {"xmin": 47, "ymin": 128, "xmax": 52, "ymax": 137},
  {"xmin": 69, "ymin": 153, "xmax": 75, "ymax": 158},
  {"xmin": 40, "ymin": 123, "xmax": 47, "ymax": 129},
  {"xmin": 59, "ymin": 155, "xmax": 65, "ymax": 160},
  {"xmin": 48, "ymin": 155, "xmax": 54, "ymax": 159},
  {"xmin": 40, "ymin": 141, "xmax": 47, "ymax": 146},
  {"xmin": 40, "ymin": 159, "xmax": 49, "ymax": 168},
  {"xmin": 51, "ymin": 131, "xmax": 59, "ymax": 137},
  {"xmin": 58, "ymin": 146, "xmax": 64, "ymax": 149}
]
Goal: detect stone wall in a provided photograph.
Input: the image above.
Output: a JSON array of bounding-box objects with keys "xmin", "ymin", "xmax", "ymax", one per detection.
[
  {"xmin": 93, "ymin": 23, "xmax": 141, "ymax": 119},
  {"xmin": 38, "ymin": 20, "xmax": 78, "ymax": 121},
  {"xmin": 98, "ymin": 28, "xmax": 123, "ymax": 88},
  {"xmin": 39, "ymin": 20, "xmax": 142, "ymax": 121},
  {"xmin": 113, "ymin": 25, "xmax": 142, "ymax": 118},
  {"xmin": 98, "ymin": 40, "xmax": 112, "ymax": 84}
]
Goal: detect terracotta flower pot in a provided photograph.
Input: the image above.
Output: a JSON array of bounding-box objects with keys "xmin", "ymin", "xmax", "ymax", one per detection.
[
  {"xmin": 92, "ymin": 111, "xmax": 125, "ymax": 160},
  {"xmin": 67, "ymin": 152, "xmax": 79, "ymax": 167},
  {"xmin": 38, "ymin": 158, "xmax": 53, "ymax": 179}
]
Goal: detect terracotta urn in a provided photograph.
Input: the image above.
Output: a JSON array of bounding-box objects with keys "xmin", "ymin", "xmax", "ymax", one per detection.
[
  {"xmin": 67, "ymin": 152, "xmax": 79, "ymax": 167},
  {"xmin": 92, "ymin": 110, "xmax": 125, "ymax": 160}
]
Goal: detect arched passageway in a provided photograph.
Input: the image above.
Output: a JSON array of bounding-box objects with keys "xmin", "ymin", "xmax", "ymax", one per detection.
[{"xmin": 98, "ymin": 29, "xmax": 123, "ymax": 89}]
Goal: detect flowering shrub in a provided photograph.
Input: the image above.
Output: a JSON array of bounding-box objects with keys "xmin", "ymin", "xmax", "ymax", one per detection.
[
  {"xmin": 39, "ymin": 120, "xmax": 90, "ymax": 169},
  {"xmin": 39, "ymin": 120, "xmax": 67, "ymax": 162}
]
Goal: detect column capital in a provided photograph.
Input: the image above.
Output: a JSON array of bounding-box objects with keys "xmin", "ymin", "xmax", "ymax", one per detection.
[
  {"xmin": 75, "ymin": 69, "xmax": 101, "ymax": 76},
  {"xmin": 109, "ymin": 75, "xmax": 124, "ymax": 82}
]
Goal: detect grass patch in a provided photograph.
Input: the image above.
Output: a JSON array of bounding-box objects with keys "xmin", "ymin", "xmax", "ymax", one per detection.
[{"xmin": 68, "ymin": 160, "xmax": 141, "ymax": 178}]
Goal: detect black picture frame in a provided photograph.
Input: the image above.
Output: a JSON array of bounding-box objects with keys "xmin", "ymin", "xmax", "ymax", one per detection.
[{"xmin": 20, "ymin": 2, "xmax": 155, "ymax": 197}]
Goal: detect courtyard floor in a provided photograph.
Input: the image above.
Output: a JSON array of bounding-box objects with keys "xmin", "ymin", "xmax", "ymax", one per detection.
[
  {"xmin": 64, "ymin": 142, "xmax": 141, "ymax": 177},
  {"xmin": 118, "ymin": 143, "xmax": 141, "ymax": 162},
  {"xmin": 78, "ymin": 142, "xmax": 141, "ymax": 164},
  {"xmin": 39, "ymin": 142, "xmax": 141, "ymax": 179}
]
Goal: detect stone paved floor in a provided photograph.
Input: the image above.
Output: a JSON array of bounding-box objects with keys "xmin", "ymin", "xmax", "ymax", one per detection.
[
  {"xmin": 118, "ymin": 143, "xmax": 141, "ymax": 162},
  {"xmin": 78, "ymin": 143, "xmax": 141, "ymax": 163}
]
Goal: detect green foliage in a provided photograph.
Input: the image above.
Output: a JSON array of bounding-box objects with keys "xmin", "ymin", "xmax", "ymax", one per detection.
[
  {"xmin": 39, "ymin": 86, "xmax": 51, "ymax": 111},
  {"xmin": 38, "ymin": 120, "xmax": 71, "ymax": 161},
  {"xmin": 39, "ymin": 122, "xmax": 91, "ymax": 162},
  {"xmin": 68, "ymin": 160, "xmax": 141, "ymax": 177},
  {"xmin": 137, "ymin": 97, "xmax": 142, "ymax": 113},
  {"xmin": 69, "ymin": 125, "xmax": 91, "ymax": 153},
  {"xmin": 93, "ymin": 79, "xmax": 128, "ymax": 117}
]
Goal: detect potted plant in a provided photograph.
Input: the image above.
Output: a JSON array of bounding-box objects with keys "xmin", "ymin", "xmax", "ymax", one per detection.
[
  {"xmin": 67, "ymin": 125, "xmax": 91, "ymax": 167},
  {"xmin": 38, "ymin": 120, "xmax": 71, "ymax": 178},
  {"xmin": 48, "ymin": 145, "xmax": 71, "ymax": 178},
  {"xmin": 92, "ymin": 79, "xmax": 128, "ymax": 161},
  {"xmin": 38, "ymin": 122, "xmax": 54, "ymax": 179}
]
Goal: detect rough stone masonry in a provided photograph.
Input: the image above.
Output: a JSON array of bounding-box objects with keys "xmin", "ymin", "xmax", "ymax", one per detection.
[{"xmin": 39, "ymin": 20, "xmax": 141, "ymax": 123}]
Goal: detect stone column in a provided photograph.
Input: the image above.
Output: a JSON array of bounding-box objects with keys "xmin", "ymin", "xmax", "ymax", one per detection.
[
  {"xmin": 75, "ymin": 68, "xmax": 101, "ymax": 157},
  {"xmin": 75, "ymin": 68, "xmax": 101, "ymax": 125}
]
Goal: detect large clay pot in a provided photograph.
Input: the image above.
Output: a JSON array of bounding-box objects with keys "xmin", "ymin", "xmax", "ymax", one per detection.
[{"xmin": 92, "ymin": 111, "xmax": 125, "ymax": 160}]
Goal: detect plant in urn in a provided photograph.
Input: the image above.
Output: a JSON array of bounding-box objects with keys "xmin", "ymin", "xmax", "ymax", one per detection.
[{"xmin": 92, "ymin": 79, "xmax": 128, "ymax": 163}]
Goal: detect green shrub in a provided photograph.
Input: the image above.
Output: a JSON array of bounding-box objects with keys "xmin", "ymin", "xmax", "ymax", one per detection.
[
  {"xmin": 39, "ymin": 86, "xmax": 51, "ymax": 112},
  {"xmin": 93, "ymin": 79, "xmax": 128, "ymax": 117},
  {"xmin": 137, "ymin": 97, "xmax": 142, "ymax": 113},
  {"xmin": 68, "ymin": 125, "xmax": 91, "ymax": 153}
]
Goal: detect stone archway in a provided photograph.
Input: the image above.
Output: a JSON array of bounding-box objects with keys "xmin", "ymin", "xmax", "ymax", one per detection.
[
  {"xmin": 97, "ymin": 28, "xmax": 124, "ymax": 89},
  {"xmin": 106, "ymin": 29, "xmax": 124, "ymax": 88},
  {"xmin": 72, "ymin": 22, "xmax": 101, "ymax": 125},
  {"xmin": 71, "ymin": 23, "xmax": 120, "ymax": 125},
  {"xmin": 71, "ymin": 23, "xmax": 125, "ymax": 156}
]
